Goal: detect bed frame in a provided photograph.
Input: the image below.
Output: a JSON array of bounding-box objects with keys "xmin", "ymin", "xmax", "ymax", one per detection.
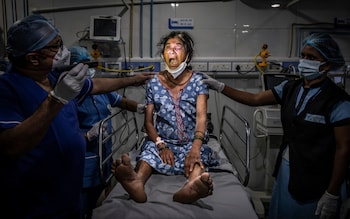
[
  {"xmin": 97, "ymin": 109, "xmax": 141, "ymax": 187},
  {"xmin": 93, "ymin": 105, "xmax": 262, "ymax": 219},
  {"xmin": 219, "ymin": 104, "xmax": 251, "ymax": 186}
]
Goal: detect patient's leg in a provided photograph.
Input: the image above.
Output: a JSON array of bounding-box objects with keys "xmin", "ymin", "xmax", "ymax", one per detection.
[
  {"xmin": 173, "ymin": 164, "xmax": 213, "ymax": 204},
  {"xmin": 112, "ymin": 153, "xmax": 152, "ymax": 203}
]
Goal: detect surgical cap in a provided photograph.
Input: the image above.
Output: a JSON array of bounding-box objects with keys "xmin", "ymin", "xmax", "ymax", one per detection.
[
  {"xmin": 68, "ymin": 46, "xmax": 92, "ymax": 64},
  {"xmin": 6, "ymin": 14, "xmax": 58, "ymax": 57},
  {"xmin": 302, "ymin": 33, "xmax": 345, "ymax": 71}
]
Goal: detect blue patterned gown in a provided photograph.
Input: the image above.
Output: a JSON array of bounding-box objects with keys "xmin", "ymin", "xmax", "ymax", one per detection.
[{"xmin": 136, "ymin": 72, "xmax": 219, "ymax": 175}]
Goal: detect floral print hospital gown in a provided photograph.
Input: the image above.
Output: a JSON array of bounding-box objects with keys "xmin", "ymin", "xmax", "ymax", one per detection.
[{"xmin": 136, "ymin": 72, "xmax": 219, "ymax": 175}]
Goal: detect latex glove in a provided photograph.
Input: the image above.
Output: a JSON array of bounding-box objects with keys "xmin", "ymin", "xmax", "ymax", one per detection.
[
  {"xmin": 315, "ymin": 191, "xmax": 339, "ymax": 219},
  {"xmin": 201, "ymin": 73, "xmax": 225, "ymax": 92},
  {"xmin": 86, "ymin": 121, "xmax": 108, "ymax": 141},
  {"xmin": 50, "ymin": 63, "xmax": 88, "ymax": 104},
  {"xmin": 137, "ymin": 104, "xmax": 146, "ymax": 114}
]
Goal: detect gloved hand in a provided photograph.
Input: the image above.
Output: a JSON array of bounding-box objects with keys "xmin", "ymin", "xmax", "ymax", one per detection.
[
  {"xmin": 86, "ymin": 121, "xmax": 108, "ymax": 141},
  {"xmin": 315, "ymin": 191, "xmax": 339, "ymax": 219},
  {"xmin": 137, "ymin": 104, "xmax": 146, "ymax": 114},
  {"xmin": 201, "ymin": 73, "xmax": 225, "ymax": 92},
  {"xmin": 50, "ymin": 63, "xmax": 88, "ymax": 104}
]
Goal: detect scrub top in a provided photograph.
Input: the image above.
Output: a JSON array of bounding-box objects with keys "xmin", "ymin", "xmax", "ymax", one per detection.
[
  {"xmin": 77, "ymin": 92, "xmax": 122, "ymax": 188},
  {"xmin": 0, "ymin": 70, "xmax": 93, "ymax": 218}
]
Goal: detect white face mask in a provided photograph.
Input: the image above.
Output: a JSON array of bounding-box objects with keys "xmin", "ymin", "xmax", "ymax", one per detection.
[
  {"xmin": 52, "ymin": 46, "xmax": 71, "ymax": 70},
  {"xmin": 165, "ymin": 61, "xmax": 188, "ymax": 79},
  {"xmin": 298, "ymin": 59, "xmax": 326, "ymax": 80}
]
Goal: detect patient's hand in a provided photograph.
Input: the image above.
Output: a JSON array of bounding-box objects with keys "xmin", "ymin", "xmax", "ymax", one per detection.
[
  {"xmin": 184, "ymin": 150, "xmax": 204, "ymax": 177},
  {"xmin": 159, "ymin": 147, "xmax": 175, "ymax": 166}
]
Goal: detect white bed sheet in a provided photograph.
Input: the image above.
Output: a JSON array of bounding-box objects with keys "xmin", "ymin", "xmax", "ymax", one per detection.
[{"xmin": 92, "ymin": 138, "xmax": 258, "ymax": 219}]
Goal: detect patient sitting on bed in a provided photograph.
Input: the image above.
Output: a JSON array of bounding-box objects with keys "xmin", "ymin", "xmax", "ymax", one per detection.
[{"xmin": 112, "ymin": 31, "xmax": 219, "ymax": 204}]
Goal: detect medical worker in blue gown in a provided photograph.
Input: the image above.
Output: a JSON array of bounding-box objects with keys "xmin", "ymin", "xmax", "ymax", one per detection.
[
  {"xmin": 68, "ymin": 46, "xmax": 146, "ymax": 219},
  {"xmin": 202, "ymin": 33, "xmax": 350, "ymax": 219},
  {"xmin": 0, "ymin": 14, "xmax": 153, "ymax": 219}
]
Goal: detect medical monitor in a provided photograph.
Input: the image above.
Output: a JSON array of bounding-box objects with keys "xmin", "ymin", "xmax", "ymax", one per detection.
[
  {"xmin": 262, "ymin": 73, "xmax": 300, "ymax": 91},
  {"xmin": 90, "ymin": 15, "xmax": 121, "ymax": 41}
]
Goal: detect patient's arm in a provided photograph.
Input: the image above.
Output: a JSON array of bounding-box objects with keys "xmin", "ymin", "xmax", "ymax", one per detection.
[
  {"xmin": 184, "ymin": 94, "xmax": 207, "ymax": 177},
  {"xmin": 144, "ymin": 103, "xmax": 157, "ymax": 142}
]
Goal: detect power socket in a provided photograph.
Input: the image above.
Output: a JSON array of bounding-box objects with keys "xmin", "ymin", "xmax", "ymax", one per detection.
[
  {"xmin": 234, "ymin": 63, "xmax": 256, "ymax": 72},
  {"xmin": 191, "ymin": 62, "xmax": 208, "ymax": 71},
  {"xmin": 208, "ymin": 62, "xmax": 232, "ymax": 71}
]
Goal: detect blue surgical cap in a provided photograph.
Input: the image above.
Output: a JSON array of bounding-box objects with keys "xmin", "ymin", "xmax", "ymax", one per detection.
[
  {"xmin": 6, "ymin": 14, "xmax": 58, "ymax": 57},
  {"xmin": 68, "ymin": 46, "xmax": 92, "ymax": 64},
  {"xmin": 302, "ymin": 33, "xmax": 345, "ymax": 71}
]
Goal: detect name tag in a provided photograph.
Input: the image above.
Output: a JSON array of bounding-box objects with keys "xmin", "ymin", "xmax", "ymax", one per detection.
[{"xmin": 305, "ymin": 113, "xmax": 326, "ymax": 124}]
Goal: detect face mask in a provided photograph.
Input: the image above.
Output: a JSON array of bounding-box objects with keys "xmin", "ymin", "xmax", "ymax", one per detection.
[
  {"xmin": 298, "ymin": 59, "xmax": 326, "ymax": 80},
  {"xmin": 164, "ymin": 55, "xmax": 189, "ymax": 79},
  {"xmin": 52, "ymin": 46, "xmax": 71, "ymax": 70},
  {"xmin": 165, "ymin": 61, "xmax": 187, "ymax": 79}
]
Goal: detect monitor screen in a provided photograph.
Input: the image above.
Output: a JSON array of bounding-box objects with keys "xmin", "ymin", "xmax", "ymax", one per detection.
[
  {"xmin": 262, "ymin": 73, "xmax": 300, "ymax": 90},
  {"xmin": 90, "ymin": 16, "xmax": 121, "ymax": 41}
]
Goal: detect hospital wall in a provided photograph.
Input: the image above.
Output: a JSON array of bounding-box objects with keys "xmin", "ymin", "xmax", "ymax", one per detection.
[{"xmin": 1, "ymin": 0, "xmax": 350, "ymax": 192}]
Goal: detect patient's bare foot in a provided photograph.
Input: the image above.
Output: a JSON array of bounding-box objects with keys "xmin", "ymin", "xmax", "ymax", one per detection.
[
  {"xmin": 112, "ymin": 154, "xmax": 147, "ymax": 203},
  {"xmin": 173, "ymin": 172, "xmax": 213, "ymax": 204}
]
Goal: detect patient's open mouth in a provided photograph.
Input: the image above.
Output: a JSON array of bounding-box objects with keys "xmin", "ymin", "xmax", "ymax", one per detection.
[{"xmin": 169, "ymin": 58, "xmax": 177, "ymax": 65}]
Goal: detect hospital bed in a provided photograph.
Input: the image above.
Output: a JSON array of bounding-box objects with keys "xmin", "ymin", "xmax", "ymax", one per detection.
[{"xmin": 92, "ymin": 105, "xmax": 260, "ymax": 219}]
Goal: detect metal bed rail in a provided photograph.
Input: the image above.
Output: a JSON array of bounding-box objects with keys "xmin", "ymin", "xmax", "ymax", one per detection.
[
  {"xmin": 219, "ymin": 104, "xmax": 251, "ymax": 186},
  {"xmin": 98, "ymin": 109, "xmax": 140, "ymax": 185}
]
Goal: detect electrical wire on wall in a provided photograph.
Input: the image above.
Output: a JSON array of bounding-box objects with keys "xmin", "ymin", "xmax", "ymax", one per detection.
[
  {"xmin": 139, "ymin": 0, "xmax": 143, "ymax": 58},
  {"xmin": 129, "ymin": 0, "xmax": 134, "ymax": 59},
  {"xmin": 1, "ymin": 0, "xmax": 7, "ymax": 59},
  {"xmin": 11, "ymin": 0, "xmax": 17, "ymax": 23},
  {"xmin": 150, "ymin": 0, "xmax": 153, "ymax": 57},
  {"xmin": 23, "ymin": 0, "xmax": 28, "ymax": 17}
]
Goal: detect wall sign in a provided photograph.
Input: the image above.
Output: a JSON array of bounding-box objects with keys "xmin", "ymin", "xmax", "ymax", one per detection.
[{"xmin": 168, "ymin": 18, "xmax": 194, "ymax": 29}]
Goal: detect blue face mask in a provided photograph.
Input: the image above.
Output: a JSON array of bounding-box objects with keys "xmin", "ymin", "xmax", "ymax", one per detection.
[{"xmin": 298, "ymin": 59, "xmax": 326, "ymax": 80}]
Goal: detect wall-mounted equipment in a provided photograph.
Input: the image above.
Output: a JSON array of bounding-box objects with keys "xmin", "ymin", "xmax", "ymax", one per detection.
[{"xmin": 90, "ymin": 15, "xmax": 121, "ymax": 41}]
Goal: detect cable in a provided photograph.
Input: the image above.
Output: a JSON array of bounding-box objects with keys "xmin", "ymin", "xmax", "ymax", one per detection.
[{"xmin": 254, "ymin": 54, "xmax": 265, "ymax": 75}]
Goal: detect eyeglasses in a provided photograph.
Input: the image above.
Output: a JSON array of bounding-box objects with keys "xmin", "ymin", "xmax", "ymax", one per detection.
[
  {"xmin": 164, "ymin": 44, "xmax": 184, "ymax": 53},
  {"xmin": 41, "ymin": 37, "xmax": 63, "ymax": 52}
]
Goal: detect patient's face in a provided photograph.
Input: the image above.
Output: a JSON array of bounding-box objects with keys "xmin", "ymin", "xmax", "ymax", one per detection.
[{"xmin": 163, "ymin": 37, "xmax": 187, "ymax": 70}]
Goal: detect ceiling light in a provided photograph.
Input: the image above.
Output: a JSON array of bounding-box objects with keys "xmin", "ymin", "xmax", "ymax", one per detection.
[{"xmin": 271, "ymin": 1, "xmax": 281, "ymax": 8}]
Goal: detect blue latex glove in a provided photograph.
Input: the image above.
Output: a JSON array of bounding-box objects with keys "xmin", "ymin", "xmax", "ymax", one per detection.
[
  {"xmin": 315, "ymin": 191, "xmax": 339, "ymax": 219},
  {"xmin": 201, "ymin": 73, "xmax": 225, "ymax": 92}
]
